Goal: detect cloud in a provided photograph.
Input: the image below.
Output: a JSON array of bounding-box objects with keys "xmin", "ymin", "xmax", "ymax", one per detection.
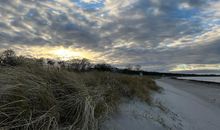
[
  {"xmin": 171, "ymin": 64, "xmax": 220, "ymax": 72},
  {"xmin": 0, "ymin": 0, "xmax": 219, "ymax": 72}
]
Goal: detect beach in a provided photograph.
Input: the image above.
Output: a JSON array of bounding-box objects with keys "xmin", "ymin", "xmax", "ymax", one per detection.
[
  {"xmin": 101, "ymin": 78, "xmax": 220, "ymax": 130},
  {"xmin": 159, "ymin": 78, "xmax": 220, "ymax": 108}
]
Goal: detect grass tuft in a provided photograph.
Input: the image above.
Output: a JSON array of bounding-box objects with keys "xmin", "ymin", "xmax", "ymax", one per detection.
[{"xmin": 0, "ymin": 65, "xmax": 160, "ymax": 130}]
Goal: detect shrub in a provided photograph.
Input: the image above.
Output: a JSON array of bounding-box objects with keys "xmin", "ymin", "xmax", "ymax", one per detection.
[
  {"xmin": 0, "ymin": 49, "xmax": 18, "ymax": 66},
  {"xmin": 94, "ymin": 64, "xmax": 114, "ymax": 71},
  {"xmin": 68, "ymin": 58, "xmax": 92, "ymax": 71}
]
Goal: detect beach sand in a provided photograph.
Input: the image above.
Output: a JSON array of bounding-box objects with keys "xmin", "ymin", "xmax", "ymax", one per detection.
[{"xmin": 101, "ymin": 78, "xmax": 220, "ymax": 130}]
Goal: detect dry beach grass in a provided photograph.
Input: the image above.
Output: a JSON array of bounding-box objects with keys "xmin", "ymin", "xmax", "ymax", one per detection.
[{"xmin": 0, "ymin": 63, "xmax": 159, "ymax": 130}]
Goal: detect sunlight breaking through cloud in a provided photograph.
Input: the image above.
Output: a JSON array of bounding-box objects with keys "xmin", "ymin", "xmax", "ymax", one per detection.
[
  {"xmin": 0, "ymin": 45, "xmax": 101, "ymax": 62},
  {"xmin": 0, "ymin": 0, "xmax": 220, "ymax": 72},
  {"xmin": 171, "ymin": 64, "xmax": 220, "ymax": 72}
]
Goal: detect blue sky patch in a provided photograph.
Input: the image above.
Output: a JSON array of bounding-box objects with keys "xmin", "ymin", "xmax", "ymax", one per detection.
[
  {"xmin": 170, "ymin": 8, "xmax": 200, "ymax": 19},
  {"xmin": 70, "ymin": 0, "xmax": 105, "ymax": 10}
]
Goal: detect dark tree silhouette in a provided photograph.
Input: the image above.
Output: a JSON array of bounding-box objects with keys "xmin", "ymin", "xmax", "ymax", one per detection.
[
  {"xmin": 94, "ymin": 64, "xmax": 113, "ymax": 71},
  {"xmin": 47, "ymin": 60, "xmax": 55, "ymax": 66},
  {"xmin": 0, "ymin": 49, "xmax": 18, "ymax": 66},
  {"xmin": 68, "ymin": 58, "xmax": 92, "ymax": 71},
  {"xmin": 80, "ymin": 58, "xmax": 92, "ymax": 71}
]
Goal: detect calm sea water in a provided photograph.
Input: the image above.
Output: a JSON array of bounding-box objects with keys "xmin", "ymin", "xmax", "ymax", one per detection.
[{"xmin": 177, "ymin": 77, "xmax": 220, "ymax": 83}]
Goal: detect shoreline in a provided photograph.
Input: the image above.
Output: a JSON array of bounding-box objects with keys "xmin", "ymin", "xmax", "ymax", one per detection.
[
  {"xmin": 159, "ymin": 78, "xmax": 220, "ymax": 108},
  {"xmin": 155, "ymin": 79, "xmax": 220, "ymax": 130},
  {"xmin": 172, "ymin": 77, "xmax": 220, "ymax": 85},
  {"xmin": 101, "ymin": 78, "xmax": 220, "ymax": 130}
]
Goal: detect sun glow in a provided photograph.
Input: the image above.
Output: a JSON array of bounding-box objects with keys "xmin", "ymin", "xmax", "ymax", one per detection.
[
  {"xmin": 10, "ymin": 45, "xmax": 100, "ymax": 61},
  {"xmin": 53, "ymin": 48, "xmax": 82, "ymax": 60}
]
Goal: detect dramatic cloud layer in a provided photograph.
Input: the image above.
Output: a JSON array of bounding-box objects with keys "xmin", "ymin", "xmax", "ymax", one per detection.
[{"xmin": 0, "ymin": 0, "xmax": 220, "ymax": 72}]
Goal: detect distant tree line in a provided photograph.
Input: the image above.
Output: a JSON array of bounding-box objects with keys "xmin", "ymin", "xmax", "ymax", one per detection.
[
  {"xmin": 0, "ymin": 49, "xmax": 119, "ymax": 72},
  {"xmin": 2, "ymin": 49, "xmax": 216, "ymax": 77}
]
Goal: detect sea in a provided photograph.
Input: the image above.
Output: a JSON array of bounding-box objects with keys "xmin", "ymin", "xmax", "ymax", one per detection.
[{"xmin": 177, "ymin": 77, "xmax": 220, "ymax": 83}]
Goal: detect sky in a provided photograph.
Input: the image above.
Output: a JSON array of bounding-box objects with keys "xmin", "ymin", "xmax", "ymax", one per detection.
[{"xmin": 0, "ymin": 0, "xmax": 220, "ymax": 72}]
